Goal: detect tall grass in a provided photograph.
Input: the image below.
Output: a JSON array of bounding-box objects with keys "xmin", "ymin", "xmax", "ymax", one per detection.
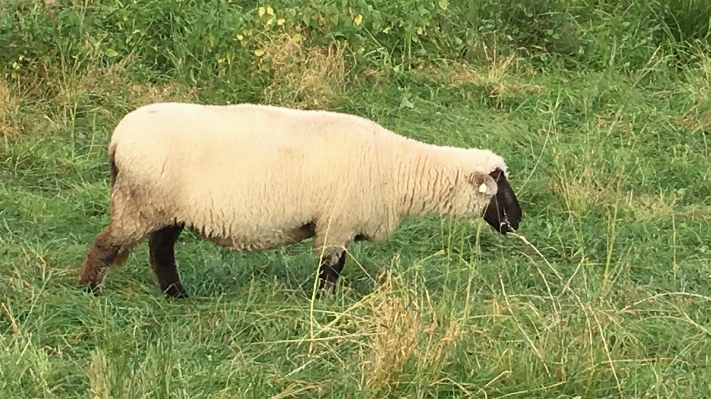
[{"xmin": 1, "ymin": 0, "xmax": 710, "ymax": 397}]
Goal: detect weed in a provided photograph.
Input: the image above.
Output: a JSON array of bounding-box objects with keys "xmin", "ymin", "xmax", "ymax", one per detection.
[{"xmin": 257, "ymin": 33, "xmax": 347, "ymax": 109}]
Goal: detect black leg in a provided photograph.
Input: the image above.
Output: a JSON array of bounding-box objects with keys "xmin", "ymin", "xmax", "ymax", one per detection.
[
  {"xmin": 148, "ymin": 224, "xmax": 187, "ymax": 298},
  {"xmin": 318, "ymin": 251, "xmax": 346, "ymax": 293}
]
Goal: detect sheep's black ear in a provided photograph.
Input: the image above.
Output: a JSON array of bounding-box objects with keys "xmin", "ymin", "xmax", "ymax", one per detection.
[{"xmin": 483, "ymin": 168, "xmax": 522, "ymax": 234}]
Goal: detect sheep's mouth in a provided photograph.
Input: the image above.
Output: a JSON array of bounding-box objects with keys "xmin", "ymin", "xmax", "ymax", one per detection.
[
  {"xmin": 481, "ymin": 168, "xmax": 522, "ymax": 235},
  {"xmin": 501, "ymin": 211, "xmax": 516, "ymax": 233}
]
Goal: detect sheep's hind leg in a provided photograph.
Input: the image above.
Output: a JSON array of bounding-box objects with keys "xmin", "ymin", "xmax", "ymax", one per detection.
[
  {"xmin": 318, "ymin": 251, "xmax": 346, "ymax": 294},
  {"xmin": 78, "ymin": 225, "xmax": 134, "ymax": 294},
  {"xmin": 148, "ymin": 224, "xmax": 187, "ymax": 298}
]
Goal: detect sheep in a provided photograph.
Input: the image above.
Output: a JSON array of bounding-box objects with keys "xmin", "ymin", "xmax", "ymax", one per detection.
[{"xmin": 77, "ymin": 102, "xmax": 522, "ymax": 298}]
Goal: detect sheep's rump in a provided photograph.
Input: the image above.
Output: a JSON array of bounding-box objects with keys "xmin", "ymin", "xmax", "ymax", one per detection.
[{"xmin": 108, "ymin": 103, "xmax": 402, "ymax": 251}]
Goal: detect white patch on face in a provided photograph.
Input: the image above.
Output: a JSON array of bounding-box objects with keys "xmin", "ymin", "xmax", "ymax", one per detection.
[{"xmin": 479, "ymin": 182, "xmax": 488, "ymax": 193}]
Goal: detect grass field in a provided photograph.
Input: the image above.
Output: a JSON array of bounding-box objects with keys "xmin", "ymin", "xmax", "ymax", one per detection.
[{"xmin": 1, "ymin": 0, "xmax": 711, "ymax": 397}]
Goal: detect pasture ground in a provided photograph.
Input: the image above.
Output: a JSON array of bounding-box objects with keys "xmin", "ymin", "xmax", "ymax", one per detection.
[{"xmin": 1, "ymin": 0, "xmax": 710, "ymax": 397}]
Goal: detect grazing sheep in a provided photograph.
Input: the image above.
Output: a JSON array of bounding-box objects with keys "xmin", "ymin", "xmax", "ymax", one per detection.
[{"xmin": 78, "ymin": 102, "xmax": 522, "ymax": 298}]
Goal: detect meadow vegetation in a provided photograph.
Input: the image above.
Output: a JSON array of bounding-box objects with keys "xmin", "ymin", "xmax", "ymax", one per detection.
[{"xmin": 1, "ymin": 0, "xmax": 711, "ymax": 397}]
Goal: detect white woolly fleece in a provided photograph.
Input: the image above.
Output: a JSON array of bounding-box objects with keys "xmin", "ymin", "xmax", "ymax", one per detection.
[{"xmin": 107, "ymin": 102, "xmax": 509, "ymax": 257}]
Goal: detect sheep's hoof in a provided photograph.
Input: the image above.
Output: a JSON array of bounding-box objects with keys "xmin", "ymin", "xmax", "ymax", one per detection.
[
  {"xmin": 79, "ymin": 284, "xmax": 101, "ymax": 296},
  {"xmin": 317, "ymin": 281, "xmax": 338, "ymax": 298},
  {"xmin": 164, "ymin": 284, "xmax": 188, "ymax": 299}
]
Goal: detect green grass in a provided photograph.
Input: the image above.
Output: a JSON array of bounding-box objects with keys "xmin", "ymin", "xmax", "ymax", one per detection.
[{"xmin": 2, "ymin": 0, "xmax": 711, "ymax": 398}]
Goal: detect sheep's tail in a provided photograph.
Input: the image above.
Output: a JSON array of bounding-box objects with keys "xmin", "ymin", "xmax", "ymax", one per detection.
[
  {"xmin": 108, "ymin": 141, "xmax": 119, "ymax": 191},
  {"xmin": 107, "ymin": 140, "xmax": 133, "ymax": 269}
]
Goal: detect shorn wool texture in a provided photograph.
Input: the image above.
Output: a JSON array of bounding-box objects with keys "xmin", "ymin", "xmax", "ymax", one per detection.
[{"xmin": 78, "ymin": 102, "xmax": 523, "ymax": 298}]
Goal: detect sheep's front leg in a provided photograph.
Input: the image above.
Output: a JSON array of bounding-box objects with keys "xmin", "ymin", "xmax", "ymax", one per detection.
[
  {"xmin": 318, "ymin": 251, "xmax": 346, "ymax": 293},
  {"xmin": 313, "ymin": 221, "xmax": 353, "ymax": 295},
  {"xmin": 148, "ymin": 224, "xmax": 187, "ymax": 298}
]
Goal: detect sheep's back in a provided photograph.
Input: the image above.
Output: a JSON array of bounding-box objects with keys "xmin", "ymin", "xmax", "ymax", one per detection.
[{"xmin": 109, "ymin": 102, "xmax": 400, "ymax": 241}]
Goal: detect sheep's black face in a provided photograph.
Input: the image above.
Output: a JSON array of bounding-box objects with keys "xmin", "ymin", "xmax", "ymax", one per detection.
[{"xmin": 483, "ymin": 168, "xmax": 522, "ymax": 234}]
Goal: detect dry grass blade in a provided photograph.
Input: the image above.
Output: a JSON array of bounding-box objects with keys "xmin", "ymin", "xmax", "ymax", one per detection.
[
  {"xmin": 87, "ymin": 348, "xmax": 111, "ymax": 399},
  {"xmin": 0, "ymin": 77, "xmax": 21, "ymax": 142},
  {"xmin": 359, "ymin": 270, "xmax": 421, "ymax": 391}
]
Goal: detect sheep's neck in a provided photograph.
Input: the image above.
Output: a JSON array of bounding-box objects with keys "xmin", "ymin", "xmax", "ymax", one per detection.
[{"xmin": 397, "ymin": 149, "xmax": 461, "ymax": 219}]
